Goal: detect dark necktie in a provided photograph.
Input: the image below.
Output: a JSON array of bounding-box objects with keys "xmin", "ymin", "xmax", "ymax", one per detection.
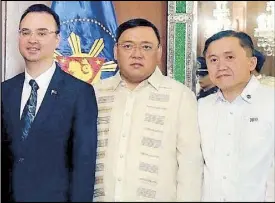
[{"xmin": 21, "ymin": 79, "xmax": 39, "ymax": 140}]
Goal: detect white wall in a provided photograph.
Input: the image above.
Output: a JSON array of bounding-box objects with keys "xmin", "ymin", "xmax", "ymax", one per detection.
[
  {"xmin": 2, "ymin": 1, "xmax": 51, "ymax": 81},
  {"xmin": 2, "ymin": 1, "xmax": 6, "ymax": 82}
]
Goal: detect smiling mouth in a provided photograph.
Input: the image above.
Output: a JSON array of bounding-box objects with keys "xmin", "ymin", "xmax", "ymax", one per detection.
[
  {"xmin": 130, "ymin": 63, "xmax": 143, "ymax": 68},
  {"xmin": 27, "ymin": 47, "xmax": 40, "ymax": 51}
]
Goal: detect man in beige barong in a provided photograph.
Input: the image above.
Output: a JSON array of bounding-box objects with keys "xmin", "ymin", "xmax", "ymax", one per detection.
[{"xmin": 93, "ymin": 18, "xmax": 203, "ymax": 202}]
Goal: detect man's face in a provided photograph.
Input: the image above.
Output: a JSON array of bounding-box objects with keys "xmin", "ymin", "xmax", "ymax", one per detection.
[
  {"xmin": 19, "ymin": 12, "xmax": 60, "ymax": 63},
  {"xmin": 114, "ymin": 26, "xmax": 162, "ymax": 85},
  {"xmin": 205, "ymin": 37, "xmax": 257, "ymax": 91}
]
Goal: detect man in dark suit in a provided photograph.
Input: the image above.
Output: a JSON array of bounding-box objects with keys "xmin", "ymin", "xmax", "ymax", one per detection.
[
  {"xmin": 196, "ymin": 56, "xmax": 218, "ymax": 100},
  {"xmin": 1, "ymin": 4, "xmax": 98, "ymax": 202}
]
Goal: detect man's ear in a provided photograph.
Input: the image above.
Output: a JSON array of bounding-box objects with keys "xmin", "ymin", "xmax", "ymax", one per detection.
[
  {"xmin": 249, "ymin": 56, "xmax": 257, "ymax": 72},
  {"xmin": 114, "ymin": 43, "xmax": 118, "ymax": 60},
  {"xmin": 157, "ymin": 44, "xmax": 162, "ymax": 64},
  {"xmin": 55, "ymin": 33, "xmax": 61, "ymax": 49}
]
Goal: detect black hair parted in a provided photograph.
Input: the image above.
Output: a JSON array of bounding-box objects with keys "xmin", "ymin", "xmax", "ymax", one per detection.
[
  {"xmin": 203, "ymin": 30, "xmax": 254, "ymax": 57},
  {"xmin": 19, "ymin": 4, "xmax": 60, "ymax": 34},
  {"xmin": 116, "ymin": 18, "xmax": 160, "ymax": 44}
]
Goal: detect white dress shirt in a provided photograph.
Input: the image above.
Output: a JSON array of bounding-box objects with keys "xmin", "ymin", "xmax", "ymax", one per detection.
[
  {"xmin": 198, "ymin": 75, "xmax": 275, "ymax": 202},
  {"xmin": 20, "ymin": 62, "xmax": 56, "ymax": 118},
  {"xmin": 93, "ymin": 67, "xmax": 203, "ymax": 201}
]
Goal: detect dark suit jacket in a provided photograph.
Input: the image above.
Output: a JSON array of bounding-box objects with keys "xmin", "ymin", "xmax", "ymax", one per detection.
[
  {"xmin": 197, "ymin": 86, "xmax": 219, "ymax": 100},
  {"xmin": 1, "ymin": 64, "xmax": 98, "ymax": 202}
]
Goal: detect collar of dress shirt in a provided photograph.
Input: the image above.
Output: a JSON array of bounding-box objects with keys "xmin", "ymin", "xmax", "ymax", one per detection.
[
  {"xmin": 147, "ymin": 66, "xmax": 163, "ymax": 91},
  {"xmin": 112, "ymin": 66, "xmax": 163, "ymax": 91},
  {"xmin": 216, "ymin": 75, "xmax": 260, "ymax": 104},
  {"xmin": 24, "ymin": 61, "xmax": 56, "ymax": 90},
  {"xmin": 256, "ymin": 74, "xmax": 263, "ymax": 80}
]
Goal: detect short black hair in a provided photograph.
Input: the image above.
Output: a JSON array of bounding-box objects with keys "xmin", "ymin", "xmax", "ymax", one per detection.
[
  {"xmin": 254, "ymin": 49, "xmax": 266, "ymax": 73},
  {"xmin": 19, "ymin": 4, "xmax": 60, "ymax": 33},
  {"xmin": 203, "ymin": 30, "xmax": 254, "ymax": 57},
  {"xmin": 116, "ymin": 18, "xmax": 161, "ymax": 44},
  {"xmin": 196, "ymin": 56, "xmax": 208, "ymax": 77}
]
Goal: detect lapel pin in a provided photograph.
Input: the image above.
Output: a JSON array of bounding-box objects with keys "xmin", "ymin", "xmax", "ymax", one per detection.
[{"xmin": 51, "ymin": 90, "xmax": 58, "ymax": 95}]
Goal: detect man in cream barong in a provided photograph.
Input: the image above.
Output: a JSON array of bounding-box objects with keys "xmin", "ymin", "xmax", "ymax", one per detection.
[{"xmin": 93, "ymin": 18, "xmax": 203, "ymax": 202}]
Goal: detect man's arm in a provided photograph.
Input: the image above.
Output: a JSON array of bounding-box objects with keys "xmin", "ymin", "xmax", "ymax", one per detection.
[
  {"xmin": 265, "ymin": 96, "xmax": 275, "ymax": 202},
  {"xmin": 176, "ymin": 88, "xmax": 203, "ymax": 201},
  {"xmin": 71, "ymin": 84, "xmax": 98, "ymax": 202},
  {"xmin": 265, "ymin": 159, "xmax": 275, "ymax": 202},
  {"xmin": 1, "ymin": 95, "xmax": 14, "ymax": 202}
]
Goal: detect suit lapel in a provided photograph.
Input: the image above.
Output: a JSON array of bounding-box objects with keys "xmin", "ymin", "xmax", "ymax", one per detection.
[
  {"xmin": 9, "ymin": 74, "xmax": 25, "ymax": 134},
  {"xmin": 30, "ymin": 65, "xmax": 64, "ymax": 133}
]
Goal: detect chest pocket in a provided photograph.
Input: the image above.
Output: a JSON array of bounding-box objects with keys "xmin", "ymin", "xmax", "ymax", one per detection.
[{"xmin": 242, "ymin": 115, "xmax": 272, "ymax": 150}]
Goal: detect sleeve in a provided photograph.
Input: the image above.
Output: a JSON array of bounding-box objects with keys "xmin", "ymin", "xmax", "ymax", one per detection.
[
  {"xmin": 71, "ymin": 84, "xmax": 98, "ymax": 202},
  {"xmin": 265, "ymin": 107, "xmax": 275, "ymax": 202},
  {"xmin": 1, "ymin": 94, "xmax": 14, "ymax": 202},
  {"xmin": 265, "ymin": 159, "xmax": 275, "ymax": 202},
  {"xmin": 176, "ymin": 88, "xmax": 203, "ymax": 201}
]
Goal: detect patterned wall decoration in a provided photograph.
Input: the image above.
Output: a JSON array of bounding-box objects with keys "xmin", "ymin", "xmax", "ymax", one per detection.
[{"xmin": 167, "ymin": 1, "xmax": 198, "ymax": 92}]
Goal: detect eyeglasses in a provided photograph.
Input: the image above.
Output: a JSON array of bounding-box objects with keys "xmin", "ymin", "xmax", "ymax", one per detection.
[
  {"xmin": 18, "ymin": 29, "xmax": 59, "ymax": 40},
  {"xmin": 117, "ymin": 42, "xmax": 159, "ymax": 54}
]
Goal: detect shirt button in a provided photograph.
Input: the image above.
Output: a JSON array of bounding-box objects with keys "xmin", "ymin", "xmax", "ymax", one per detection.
[
  {"xmin": 223, "ymin": 176, "xmax": 227, "ymax": 179},
  {"xmin": 118, "ymin": 178, "xmax": 122, "ymax": 181},
  {"xmin": 126, "ymin": 112, "xmax": 130, "ymax": 116},
  {"xmin": 230, "ymin": 112, "xmax": 233, "ymax": 115},
  {"xmin": 120, "ymin": 154, "xmax": 124, "ymax": 158},
  {"xmin": 226, "ymin": 153, "xmax": 230, "ymax": 156}
]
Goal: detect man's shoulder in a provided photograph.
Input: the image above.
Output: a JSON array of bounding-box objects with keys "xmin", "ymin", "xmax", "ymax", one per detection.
[
  {"xmin": 1, "ymin": 72, "xmax": 24, "ymax": 91},
  {"xmin": 255, "ymin": 83, "xmax": 274, "ymax": 103},
  {"xmin": 93, "ymin": 75, "xmax": 117, "ymax": 91},
  {"xmin": 2, "ymin": 72, "xmax": 24, "ymax": 84},
  {"xmin": 160, "ymin": 75, "xmax": 195, "ymax": 96},
  {"xmin": 198, "ymin": 92, "xmax": 217, "ymax": 107},
  {"xmin": 61, "ymin": 71, "xmax": 94, "ymax": 91}
]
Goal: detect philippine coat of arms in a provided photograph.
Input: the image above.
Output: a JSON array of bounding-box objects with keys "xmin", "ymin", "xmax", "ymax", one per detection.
[{"xmin": 54, "ymin": 32, "xmax": 117, "ymax": 84}]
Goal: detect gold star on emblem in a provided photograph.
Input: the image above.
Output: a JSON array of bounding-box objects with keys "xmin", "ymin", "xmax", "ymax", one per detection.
[{"xmin": 96, "ymin": 59, "xmax": 101, "ymax": 65}]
